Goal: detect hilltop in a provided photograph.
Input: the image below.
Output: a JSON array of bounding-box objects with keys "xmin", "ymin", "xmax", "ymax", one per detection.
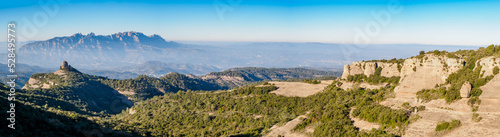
[{"xmin": 21, "ymin": 61, "xmax": 224, "ymax": 114}]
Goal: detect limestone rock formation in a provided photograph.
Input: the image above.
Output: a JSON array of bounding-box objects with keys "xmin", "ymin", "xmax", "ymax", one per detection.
[
  {"xmin": 341, "ymin": 54, "xmax": 466, "ymax": 106},
  {"xmin": 395, "ymin": 54, "xmax": 464, "ymax": 94},
  {"xmin": 341, "ymin": 64, "xmax": 350, "ymax": 79},
  {"xmin": 378, "ymin": 62, "xmax": 400, "ymax": 77},
  {"xmin": 475, "ymin": 56, "xmax": 500, "ymax": 77},
  {"xmin": 61, "ymin": 61, "xmax": 69, "ymax": 69},
  {"xmin": 341, "ymin": 61, "xmax": 400, "ymax": 79},
  {"xmin": 460, "ymin": 81, "xmax": 471, "ymax": 98}
]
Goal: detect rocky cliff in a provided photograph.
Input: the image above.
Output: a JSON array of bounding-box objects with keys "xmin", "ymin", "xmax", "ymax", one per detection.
[
  {"xmin": 341, "ymin": 48, "xmax": 500, "ymax": 137},
  {"xmin": 477, "ymin": 56, "xmax": 500, "ymax": 112},
  {"xmin": 342, "ymin": 61, "xmax": 400, "ymax": 80},
  {"xmin": 342, "ymin": 54, "xmax": 465, "ymax": 106},
  {"xmin": 396, "ymin": 54, "xmax": 464, "ymax": 94},
  {"xmin": 475, "ymin": 56, "xmax": 500, "ymax": 77}
]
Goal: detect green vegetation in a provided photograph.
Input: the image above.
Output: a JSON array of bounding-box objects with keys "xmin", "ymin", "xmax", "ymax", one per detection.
[
  {"xmin": 303, "ymin": 79, "xmax": 321, "ymax": 84},
  {"xmin": 204, "ymin": 67, "xmax": 340, "ymax": 87},
  {"xmin": 352, "ymin": 104, "xmax": 409, "ymax": 127},
  {"xmin": 207, "ymin": 67, "xmax": 341, "ymax": 82},
  {"xmin": 104, "ymin": 79, "xmax": 409, "ymax": 136},
  {"xmin": 0, "ymin": 83, "xmax": 137, "ymax": 137},
  {"xmin": 472, "ymin": 113, "xmax": 482, "ymax": 122},
  {"xmin": 24, "ymin": 68, "xmax": 226, "ymax": 115},
  {"xmin": 494, "ymin": 66, "xmax": 499, "ymax": 75},
  {"xmin": 435, "ymin": 119, "xmax": 461, "ymax": 131},
  {"xmin": 99, "ymin": 73, "xmax": 224, "ymax": 100},
  {"xmin": 346, "ymin": 67, "xmax": 401, "ymax": 85},
  {"xmin": 416, "ymin": 87, "xmax": 448, "ymax": 103}
]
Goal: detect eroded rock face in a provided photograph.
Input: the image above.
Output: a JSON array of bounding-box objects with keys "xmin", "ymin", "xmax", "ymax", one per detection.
[
  {"xmin": 378, "ymin": 62, "xmax": 400, "ymax": 77},
  {"xmin": 341, "ymin": 61, "xmax": 400, "ymax": 79},
  {"xmin": 475, "ymin": 56, "xmax": 500, "ymax": 77},
  {"xmin": 460, "ymin": 81, "xmax": 471, "ymax": 98},
  {"xmin": 478, "ymin": 56, "xmax": 500, "ymax": 112},
  {"xmin": 343, "ymin": 54, "xmax": 465, "ymax": 106},
  {"xmin": 61, "ymin": 61, "xmax": 69, "ymax": 69},
  {"xmin": 395, "ymin": 54, "xmax": 464, "ymax": 94}
]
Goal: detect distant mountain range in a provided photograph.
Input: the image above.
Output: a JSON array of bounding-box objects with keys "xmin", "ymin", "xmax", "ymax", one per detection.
[{"xmin": 18, "ymin": 31, "xmax": 183, "ymax": 68}]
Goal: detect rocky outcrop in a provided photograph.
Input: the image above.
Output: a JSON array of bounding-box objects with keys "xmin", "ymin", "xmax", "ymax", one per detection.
[
  {"xmin": 341, "ymin": 61, "xmax": 400, "ymax": 79},
  {"xmin": 479, "ymin": 74, "xmax": 500, "ymax": 112},
  {"xmin": 61, "ymin": 61, "xmax": 69, "ymax": 69},
  {"xmin": 342, "ymin": 54, "xmax": 466, "ymax": 106},
  {"xmin": 460, "ymin": 81, "xmax": 471, "ymax": 98},
  {"xmin": 378, "ymin": 62, "xmax": 400, "ymax": 77},
  {"xmin": 475, "ymin": 56, "xmax": 500, "ymax": 77},
  {"xmin": 395, "ymin": 54, "xmax": 464, "ymax": 94},
  {"xmin": 477, "ymin": 56, "xmax": 500, "ymax": 112},
  {"xmin": 22, "ymin": 61, "xmax": 75, "ymax": 90}
]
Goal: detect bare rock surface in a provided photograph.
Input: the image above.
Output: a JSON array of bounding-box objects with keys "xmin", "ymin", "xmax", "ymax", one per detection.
[
  {"xmin": 384, "ymin": 54, "xmax": 464, "ymax": 107},
  {"xmin": 479, "ymin": 74, "xmax": 500, "ymax": 112},
  {"xmin": 475, "ymin": 56, "xmax": 500, "ymax": 77},
  {"xmin": 460, "ymin": 81, "xmax": 471, "ymax": 98}
]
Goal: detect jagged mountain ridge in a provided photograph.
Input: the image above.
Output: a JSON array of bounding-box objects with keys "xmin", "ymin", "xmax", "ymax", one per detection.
[
  {"xmin": 18, "ymin": 31, "xmax": 183, "ymax": 68},
  {"xmin": 21, "ymin": 31, "xmax": 179, "ymax": 50}
]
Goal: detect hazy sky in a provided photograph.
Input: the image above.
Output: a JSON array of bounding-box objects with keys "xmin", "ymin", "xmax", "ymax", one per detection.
[{"xmin": 1, "ymin": 0, "xmax": 499, "ymax": 46}]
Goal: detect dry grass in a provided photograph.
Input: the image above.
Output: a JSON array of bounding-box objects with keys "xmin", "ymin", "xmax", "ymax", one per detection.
[{"xmin": 269, "ymin": 80, "xmax": 333, "ymax": 97}]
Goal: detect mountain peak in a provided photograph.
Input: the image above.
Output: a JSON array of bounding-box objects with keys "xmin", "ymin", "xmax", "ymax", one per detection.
[{"xmin": 87, "ymin": 32, "xmax": 96, "ymax": 37}]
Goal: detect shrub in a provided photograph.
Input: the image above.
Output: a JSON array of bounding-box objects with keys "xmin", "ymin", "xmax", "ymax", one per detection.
[
  {"xmin": 435, "ymin": 119, "xmax": 461, "ymax": 131},
  {"xmin": 493, "ymin": 66, "xmax": 499, "ymax": 75},
  {"xmin": 472, "ymin": 113, "xmax": 482, "ymax": 122}
]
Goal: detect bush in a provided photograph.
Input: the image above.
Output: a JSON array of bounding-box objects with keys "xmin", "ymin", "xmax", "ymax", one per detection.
[
  {"xmin": 435, "ymin": 119, "xmax": 461, "ymax": 131},
  {"xmin": 303, "ymin": 79, "xmax": 321, "ymax": 84},
  {"xmin": 493, "ymin": 66, "xmax": 499, "ymax": 75},
  {"xmin": 472, "ymin": 113, "xmax": 482, "ymax": 122}
]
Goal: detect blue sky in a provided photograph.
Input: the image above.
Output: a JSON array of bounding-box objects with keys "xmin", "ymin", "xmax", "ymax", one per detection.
[{"xmin": 0, "ymin": 0, "xmax": 499, "ymax": 46}]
